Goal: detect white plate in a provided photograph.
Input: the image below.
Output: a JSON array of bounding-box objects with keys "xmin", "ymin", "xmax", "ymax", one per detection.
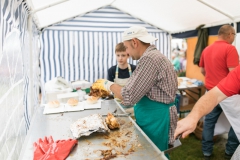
[
  {"xmin": 65, "ymin": 102, "xmax": 84, "ymax": 112},
  {"xmin": 82, "ymin": 100, "xmax": 101, "ymax": 109},
  {"xmin": 43, "ymin": 104, "xmax": 65, "ymax": 114},
  {"xmin": 43, "ymin": 102, "xmax": 84, "ymax": 114}
]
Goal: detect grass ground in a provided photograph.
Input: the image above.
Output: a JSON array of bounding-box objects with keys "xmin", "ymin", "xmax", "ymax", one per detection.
[{"xmin": 169, "ymin": 133, "xmax": 227, "ymax": 160}]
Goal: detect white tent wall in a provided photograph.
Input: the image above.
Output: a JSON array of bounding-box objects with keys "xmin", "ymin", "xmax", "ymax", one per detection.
[
  {"xmin": 40, "ymin": 6, "xmax": 170, "ymax": 102},
  {"xmin": 28, "ymin": 0, "xmax": 240, "ymax": 33},
  {"xmin": 0, "ymin": 0, "xmax": 40, "ymax": 159}
]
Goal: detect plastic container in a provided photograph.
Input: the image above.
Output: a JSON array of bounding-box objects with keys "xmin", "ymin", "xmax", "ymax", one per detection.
[
  {"xmin": 77, "ymin": 90, "xmax": 86, "ymax": 102},
  {"xmin": 45, "ymin": 90, "xmax": 66, "ymax": 103},
  {"xmin": 71, "ymin": 80, "xmax": 92, "ymax": 94}
]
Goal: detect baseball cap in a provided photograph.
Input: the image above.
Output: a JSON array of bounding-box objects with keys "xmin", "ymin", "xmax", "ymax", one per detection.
[{"xmin": 122, "ymin": 26, "xmax": 158, "ymax": 43}]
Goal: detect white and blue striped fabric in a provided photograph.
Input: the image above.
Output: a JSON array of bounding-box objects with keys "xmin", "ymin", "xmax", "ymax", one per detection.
[
  {"xmin": 40, "ymin": 6, "xmax": 170, "ymax": 86},
  {"xmin": 0, "ymin": 0, "xmax": 40, "ymax": 159}
]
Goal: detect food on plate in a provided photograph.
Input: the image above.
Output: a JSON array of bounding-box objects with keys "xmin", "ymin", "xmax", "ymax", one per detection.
[
  {"xmin": 178, "ymin": 78, "xmax": 183, "ymax": 82},
  {"xmin": 187, "ymin": 81, "xmax": 192, "ymax": 85},
  {"xmin": 67, "ymin": 98, "xmax": 78, "ymax": 106},
  {"xmin": 89, "ymin": 79, "xmax": 111, "ymax": 98},
  {"xmin": 47, "ymin": 100, "xmax": 60, "ymax": 108},
  {"xmin": 105, "ymin": 113, "xmax": 120, "ymax": 129},
  {"xmin": 178, "ymin": 82, "xmax": 180, "ymax": 86},
  {"xmin": 87, "ymin": 96, "xmax": 99, "ymax": 104}
]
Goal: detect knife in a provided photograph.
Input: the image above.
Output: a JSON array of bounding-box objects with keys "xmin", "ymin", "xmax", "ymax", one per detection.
[{"xmin": 163, "ymin": 134, "xmax": 182, "ymax": 154}]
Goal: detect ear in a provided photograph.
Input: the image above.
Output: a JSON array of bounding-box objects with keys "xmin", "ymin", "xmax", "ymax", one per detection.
[{"xmin": 131, "ymin": 38, "xmax": 139, "ymax": 48}]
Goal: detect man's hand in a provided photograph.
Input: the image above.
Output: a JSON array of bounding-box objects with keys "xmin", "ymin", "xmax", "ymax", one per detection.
[
  {"xmin": 92, "ymin": 79, "xmax": 114, "ymax": 92},
  {"xmin": 174, "ymin": 116, "xmax": 198, "ymax": 139}
]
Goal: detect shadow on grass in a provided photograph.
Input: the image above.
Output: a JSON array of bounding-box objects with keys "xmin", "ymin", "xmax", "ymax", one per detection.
[{"xmin": 169, "ymin": 133, "xmax": 227, "ymax": 160}]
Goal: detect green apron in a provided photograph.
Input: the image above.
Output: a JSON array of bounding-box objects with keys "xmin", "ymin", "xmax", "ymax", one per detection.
[{"xmin": 134, "ymin": 96, "xmax": 174, "ymax": 152}]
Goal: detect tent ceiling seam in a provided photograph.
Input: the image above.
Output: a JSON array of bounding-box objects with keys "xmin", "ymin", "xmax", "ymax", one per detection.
[
  {"xmin": 30, "ymin": 0, "xmax": 69, "ymax": 14},
  {"xmin": 197, "ymin": 0, "xmax": 234, "ymax": 21},
  {"xmin": 41, "ymin": 4, "xmax": 119, "ymax": 30},
  {"xmin": 27, "ymin": 0, "xmax": 70, "ymax": 29},
  {"xmin": 110, "ymin": 4, "xmax": 171, "ymax": 34}
]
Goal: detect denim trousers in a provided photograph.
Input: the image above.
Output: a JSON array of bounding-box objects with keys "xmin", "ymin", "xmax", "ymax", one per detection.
[{"xmin": 202, "ymin": 104, "xmax": 239, "ymax": 156}]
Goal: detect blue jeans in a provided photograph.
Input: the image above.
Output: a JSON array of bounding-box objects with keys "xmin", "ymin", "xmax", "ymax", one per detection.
[{"xmin": 202, "ymin": 104, "xmax": 239, "ymax": 156}]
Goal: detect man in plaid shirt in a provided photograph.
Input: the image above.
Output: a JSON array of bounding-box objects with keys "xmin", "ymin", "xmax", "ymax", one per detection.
[{"xmin": 98, "ymin": 26, "xmax": 178, "ymax": 153}]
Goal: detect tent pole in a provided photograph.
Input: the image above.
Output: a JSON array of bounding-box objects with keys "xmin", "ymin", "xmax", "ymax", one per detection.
[
  {"xmin": 26, "ymin": 0, "xmax": 69, "ymax": 29},
  {"xmin": 30, "ymin": 0, "xmax": 69, "ymax": 14},
  {"xmin": 27, "ymin": 14, "xmax": 34, "ymax": 116}
]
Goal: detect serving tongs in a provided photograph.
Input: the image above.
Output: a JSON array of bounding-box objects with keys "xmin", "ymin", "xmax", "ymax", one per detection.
[
  {"xmin": 102, "ymin": 112, "xmax": 131, "ymax": 117},
  {"xmin": 102, "ymin": 108, "xmax": 131, "ymax": 117}
]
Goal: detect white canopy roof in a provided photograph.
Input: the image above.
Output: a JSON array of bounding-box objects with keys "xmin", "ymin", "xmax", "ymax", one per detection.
[{"xmin": 27, "ymin": 0, "xmax": 240, "ymax": 33}]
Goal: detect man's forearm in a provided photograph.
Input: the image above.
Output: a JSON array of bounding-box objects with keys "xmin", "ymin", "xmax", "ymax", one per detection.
[
  {"xmin": 188, "ymin": 87, "xmax": 227, "ymax": 121},
  {"xmin": 110, "ymin": 84, "xmax": 123, "ymax": 100}
]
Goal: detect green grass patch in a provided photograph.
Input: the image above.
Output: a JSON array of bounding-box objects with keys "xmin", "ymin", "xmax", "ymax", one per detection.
[{"xmin": 169, "ymin": 133, "xmax": 226, "ymax": 160}]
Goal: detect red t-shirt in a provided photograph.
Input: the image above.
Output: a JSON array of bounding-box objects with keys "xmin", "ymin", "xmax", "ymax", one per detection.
[
  {"xmin": 199, "ymin": 40, "xmax": 239, "ymax": 90},
  {"xmin": 217, "ymin": 65, "xmax": 240, "ymax": 96}
]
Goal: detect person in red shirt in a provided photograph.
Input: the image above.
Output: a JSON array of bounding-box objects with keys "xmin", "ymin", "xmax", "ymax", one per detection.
[
  {"xmin": 174, "ymin": 64, "xmax": 240, "ymax": 160},
  {"xmin": 199, "ymin": 24, "xmax": 239, "ymax": 159}
]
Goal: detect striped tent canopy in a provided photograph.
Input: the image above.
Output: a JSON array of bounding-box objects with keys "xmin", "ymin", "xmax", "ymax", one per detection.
[{"xmin": 40, "ymin": 6, "xmax": 170, "ymax": 87}]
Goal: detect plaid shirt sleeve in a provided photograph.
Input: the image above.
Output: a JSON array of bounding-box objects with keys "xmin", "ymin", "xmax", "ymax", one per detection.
[
  {"xmin": 169, "ymin": 106, "xmax": 178, "ymax": 145},
  {"xmin": 121, "ymin": 56, "xmax": 158, "ymax": 106}
]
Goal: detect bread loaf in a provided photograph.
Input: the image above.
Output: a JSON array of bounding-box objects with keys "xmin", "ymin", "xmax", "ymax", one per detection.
[
  {"xmin": 86, "ymin": 96, "xmax": 99, "ymax": 104},
  {"xmin": 67, "ymin": 98, "xmax": 78, "ymax": 106},
  {"xmin": 47, "ymin": 100, "xmax": 60, "ymax": 108}
]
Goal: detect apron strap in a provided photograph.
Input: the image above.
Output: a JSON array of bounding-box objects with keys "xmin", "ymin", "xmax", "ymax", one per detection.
[{"xmin": 115, "ymin": 64, "xmax": 132, "ymax": 79}]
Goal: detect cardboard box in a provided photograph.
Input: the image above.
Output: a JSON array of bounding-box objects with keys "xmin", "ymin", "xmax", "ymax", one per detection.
[{"xmin": 180, "ymin": 96, "xmax": 189, "ymax": 106}]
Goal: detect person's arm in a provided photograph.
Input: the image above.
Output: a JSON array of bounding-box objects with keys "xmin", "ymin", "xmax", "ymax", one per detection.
[
  {"xmin": 200, "ymin": 67, "xmax": 205, "ymax": 76},
  {"xmin": 174, "ymin": 86, "xmax": 227, "ymax": 139},
  {"xmin": 226, "ymin": 46, "xmax": 239, "ymax": 72},
  {"xmin": 110, "ymin": 84, "xmax": 123, "ymax": 99},
  {"xmin": 122, "ymin": 57, "xmax": 160, "ymax": 106},
  {"xmin": 112, "ymin": 56, "xmax": 159, "ymax": 106}
]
